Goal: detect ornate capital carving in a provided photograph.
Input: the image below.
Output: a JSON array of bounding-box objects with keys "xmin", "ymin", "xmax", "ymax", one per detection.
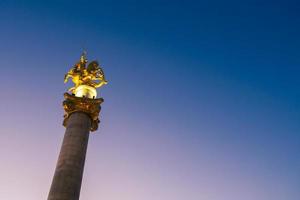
[{"xmin": 63, "ymin": 93, "xmax": 104, "ymax": 132}]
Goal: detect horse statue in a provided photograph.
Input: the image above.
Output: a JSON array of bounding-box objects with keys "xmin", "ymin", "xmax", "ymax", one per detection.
[{"xmin": 64, "ymin": 53, "xmax": 107, "ymax": 95}]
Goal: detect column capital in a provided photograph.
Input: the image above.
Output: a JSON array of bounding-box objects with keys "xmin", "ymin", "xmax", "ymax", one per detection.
[{"xmin": 63, "ymin": 93, "xmax": 104, "ymax": 131}]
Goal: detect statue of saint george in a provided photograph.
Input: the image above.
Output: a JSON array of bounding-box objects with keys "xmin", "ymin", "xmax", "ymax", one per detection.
[{"xmin": 64, "ymin": 52, "xmax": 107, "ymax": 98}]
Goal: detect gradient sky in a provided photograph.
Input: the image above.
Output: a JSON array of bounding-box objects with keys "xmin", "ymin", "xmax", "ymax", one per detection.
[{"xmin": 0, "ymin": 1, "xmax": 299, "ymax": 199}]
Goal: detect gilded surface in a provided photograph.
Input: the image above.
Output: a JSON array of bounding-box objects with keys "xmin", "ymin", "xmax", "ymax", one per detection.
[
  {"xmin": 64, "ymin": 52, "xmax": 108, "ymax": 94},
  {"xmin": 63, "ymin": 93, "xmax": 104, "ymax": 131},
  {"xmin": 62, "ymin": 52, "xmax": 107, "ymax": 131}
]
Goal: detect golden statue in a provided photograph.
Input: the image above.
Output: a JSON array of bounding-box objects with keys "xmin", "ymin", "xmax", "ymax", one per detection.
[{"xmin": 64, "ymin": 52, "xmax": 108, "ymax": 98}]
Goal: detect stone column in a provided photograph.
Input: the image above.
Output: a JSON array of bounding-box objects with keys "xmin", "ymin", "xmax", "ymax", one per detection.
[{"xmin": 48, "ymin": 93, "xmax": 103, "ymax": 200}]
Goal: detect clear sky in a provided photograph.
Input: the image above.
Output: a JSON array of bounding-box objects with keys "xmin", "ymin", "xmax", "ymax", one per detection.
[{"xmin": 0, "ymin": 0, "xmax": 299, "ymax": 199}]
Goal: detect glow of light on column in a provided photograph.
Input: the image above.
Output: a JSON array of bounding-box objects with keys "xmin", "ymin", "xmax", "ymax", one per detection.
[{"xmin": 74, "ymin": 85, "xmax": 97, "ymax": 98}]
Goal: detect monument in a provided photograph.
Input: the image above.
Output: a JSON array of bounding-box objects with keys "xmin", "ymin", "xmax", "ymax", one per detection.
[{"xmin": 48, "ymin": 52, "xmax": 108, "ymax": 200}]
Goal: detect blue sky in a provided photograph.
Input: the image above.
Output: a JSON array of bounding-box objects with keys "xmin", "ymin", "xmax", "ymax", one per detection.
[{"xmin": 0, "ymin": 1, "xmax": 299, "ymax": 199}]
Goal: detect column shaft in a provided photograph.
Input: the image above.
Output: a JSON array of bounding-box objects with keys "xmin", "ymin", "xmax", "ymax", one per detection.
[{"xmin": 48, "ymin": 112, "xmax": 91, "ymax": 200}]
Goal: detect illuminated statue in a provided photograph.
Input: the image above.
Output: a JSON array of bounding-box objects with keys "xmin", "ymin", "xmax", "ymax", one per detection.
[{"xmin": 64, "ymin": 52, "xmax": 108, "ymax": 98}]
